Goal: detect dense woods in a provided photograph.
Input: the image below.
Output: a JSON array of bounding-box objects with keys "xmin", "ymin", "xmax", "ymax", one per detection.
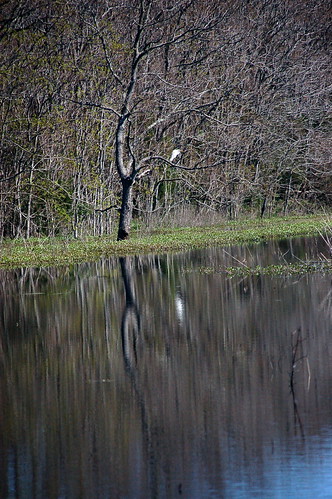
[{"xmin": 0, "ymin": 0, "xmax": 331, "ymax": 239}]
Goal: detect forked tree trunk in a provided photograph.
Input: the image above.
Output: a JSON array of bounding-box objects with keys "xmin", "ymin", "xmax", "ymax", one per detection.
[{"xmin": 117, "ymin": 178, "xmax": 134, "ymax": 240}]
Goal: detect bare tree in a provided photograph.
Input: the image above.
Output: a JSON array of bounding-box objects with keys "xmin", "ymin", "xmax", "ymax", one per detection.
[{"xmin": 86, "ymin": 0, "xmax": 227, "ymax": 239}]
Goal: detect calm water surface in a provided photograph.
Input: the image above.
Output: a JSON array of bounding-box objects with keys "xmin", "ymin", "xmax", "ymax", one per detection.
[{"xmin": 1, "ymin": 237, "xmax": 332, "ymax": 498}]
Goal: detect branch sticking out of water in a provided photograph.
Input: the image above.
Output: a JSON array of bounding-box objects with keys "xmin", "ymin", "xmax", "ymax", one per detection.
[
  {"xmin": 319, "ymin": 222, "xmax": 332, "ymax": 258},
  {"xmin": 289, "ymin": 327, "xmax": 309, "ymax": 438}
]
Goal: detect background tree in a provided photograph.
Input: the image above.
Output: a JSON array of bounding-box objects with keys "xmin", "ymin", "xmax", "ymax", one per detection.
[{"xmin": 0, "ymin": 0, "xmax": 331, "ymax": 239}]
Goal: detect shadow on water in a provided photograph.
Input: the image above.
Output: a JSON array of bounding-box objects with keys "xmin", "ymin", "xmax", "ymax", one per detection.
[{"xmin": 1, "ymin": 236, "xmax": 332, "ymax": 497}]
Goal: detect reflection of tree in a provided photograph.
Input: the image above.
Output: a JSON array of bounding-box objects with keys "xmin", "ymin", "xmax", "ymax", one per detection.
[
  {"xmin": 119, "ymin": 257, "xmax": 158, "ymax": 497},
  {"xmin": 319, "ymin": 283, "xmax": 332, "ymax": 321},
  {"xmin": 289, "ymin": 328, "xmax": 307, "ymax": 438},
  {"xmin": 120, "ymin": 257, "xmax": 141, "ymax": 368}
]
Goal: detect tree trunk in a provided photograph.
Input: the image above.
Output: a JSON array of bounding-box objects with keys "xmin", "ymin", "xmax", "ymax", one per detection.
[
  {"xmin": 260, "ymin": 195, "xmax": 267, "ymax": 218},
  {"xmin": 117, "ymin": 178, "xmax": 134, "ymax": 241}
]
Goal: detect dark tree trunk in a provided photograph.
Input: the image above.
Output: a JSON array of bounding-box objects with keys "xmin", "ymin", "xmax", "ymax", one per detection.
[
  {"xmin": 117, "ymin": 178, "xmax": 134, "ymax": 241},
  {"xmin": 260, "ymin": 195, "xmax": 267, "ymax": 218}
]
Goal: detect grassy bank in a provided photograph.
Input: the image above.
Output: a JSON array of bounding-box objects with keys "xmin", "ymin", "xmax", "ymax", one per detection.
[{"xmin": 0, "ymin": 214, "xmax": 330, "ymax": 270}]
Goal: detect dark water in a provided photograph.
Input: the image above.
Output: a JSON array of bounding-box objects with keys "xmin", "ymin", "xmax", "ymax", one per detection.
[{"xmin": 1, "ymin": 237, "xmax": 332, "ymax": 498}]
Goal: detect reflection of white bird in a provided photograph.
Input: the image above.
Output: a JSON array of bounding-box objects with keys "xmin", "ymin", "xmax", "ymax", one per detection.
[
  {"xmin": 175, "ymin": 292, "xmax": 185, "ymax": 324},
  {"xmin": 169, "ymin": 149, "xmax": 181, "ymax": 162}
]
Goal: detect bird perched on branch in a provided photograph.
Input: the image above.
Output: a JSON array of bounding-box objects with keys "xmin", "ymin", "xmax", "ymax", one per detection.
[{"xmin": 169, "ymin": 149, "xmax": 181, "ymax": 162}]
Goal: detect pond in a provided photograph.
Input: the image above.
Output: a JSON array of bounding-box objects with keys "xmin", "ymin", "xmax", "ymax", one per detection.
[{"xmin": 1, "ymin": 237, "xmax": 332, "ymax": 498}]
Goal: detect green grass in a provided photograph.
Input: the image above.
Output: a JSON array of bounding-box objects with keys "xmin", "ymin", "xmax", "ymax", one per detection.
[
  {"xmin": 0, "ymin": 214, "xmax": 331, "ymax": 270},
  {"xmin": 197, "ymin": 261, "xmax": 332, "ymax": 278}
]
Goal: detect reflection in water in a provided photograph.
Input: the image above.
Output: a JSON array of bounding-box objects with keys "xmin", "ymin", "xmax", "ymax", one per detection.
[
  {"xmin": 120, "ymin": 256, "xmax": 159, "ymax": 497},
  {"xmin": 120, "ymin": 256, "xmax": 141, "ymax": 369},
  {"xmin": 289, "ymin": 327, "xmax": 308, "ymax": 439},
  {"xmin": 175, "ymin": 291, "xmax": 185, "ymax": 325},
  {"xmin": 0, "ymin": 237, "xmax": 332, "ymax": 497}
]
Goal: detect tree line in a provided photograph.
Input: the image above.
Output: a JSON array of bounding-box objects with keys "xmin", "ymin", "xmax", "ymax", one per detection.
[{"xmin": 0, "ymin": 0, "xmax": 331, "ymax": 239}]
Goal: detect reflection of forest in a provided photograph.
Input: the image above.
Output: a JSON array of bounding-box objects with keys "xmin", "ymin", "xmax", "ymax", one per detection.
[{"xmin": 1, "ymin": 238, "xmax": 332, "ymax": 497}]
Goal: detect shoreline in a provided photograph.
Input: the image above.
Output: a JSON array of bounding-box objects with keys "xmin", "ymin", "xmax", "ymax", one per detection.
[{"xmin": 0, "ymin": 214, "xmax": 330, "ymax": 271}]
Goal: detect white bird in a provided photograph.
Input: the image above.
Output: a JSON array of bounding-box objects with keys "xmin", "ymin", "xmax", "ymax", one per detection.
[{"xmin": 169, "ymin": 149, "xmax": 181, "ymax": 162}]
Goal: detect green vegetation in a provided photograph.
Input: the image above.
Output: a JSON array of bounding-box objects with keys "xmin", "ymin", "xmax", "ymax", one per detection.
[
  {"xmin": 199, "ymin": 261, "xmax": 332, "ymax": 278},
  {"xmin": 244, "ymin": 261, "xmax": 332, "ymax": 276},
  {"xmin": 0, "ymin": 214, "xmax": 330, "ymax": 270}
]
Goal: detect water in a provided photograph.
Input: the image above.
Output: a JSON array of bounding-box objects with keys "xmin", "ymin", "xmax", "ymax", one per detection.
[{"xmin": 1, "ymin": 237, "xmax": 332, "ymax": 498}]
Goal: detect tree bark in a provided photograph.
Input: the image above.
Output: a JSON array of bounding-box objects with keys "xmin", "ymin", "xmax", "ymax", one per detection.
[{"xmin": 117, "ymin": 178, "xmax": 134, "ymax": 240}]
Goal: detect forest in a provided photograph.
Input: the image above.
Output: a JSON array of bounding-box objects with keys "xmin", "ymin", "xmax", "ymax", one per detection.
[{"xmin": 0, "ymin": 0, "xmax": 331, "ymax": 239}]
